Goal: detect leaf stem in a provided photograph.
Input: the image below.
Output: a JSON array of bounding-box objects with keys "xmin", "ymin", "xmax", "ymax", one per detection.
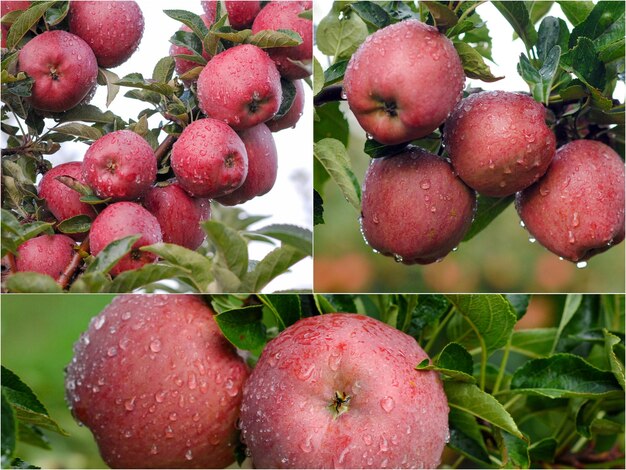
[
  {"xmin": 424, "ymin": 305, "xmax": 455, "ymax": 354},
  {"xmin": 457, "ymin": 0, "xmax": 485, "ymax": 24},
  {"xmin": 492, "ymin": 335, "xmax": 512, "ymax": 394}
]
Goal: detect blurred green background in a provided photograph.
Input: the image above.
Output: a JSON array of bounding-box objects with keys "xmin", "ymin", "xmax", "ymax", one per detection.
[
  {"xmin": 1, "ymin": 295, "xmax": 114, "ymax": 469},
  {"xmin": 315, "ymin": 122, "xmax": 626, "ymax": 293}
]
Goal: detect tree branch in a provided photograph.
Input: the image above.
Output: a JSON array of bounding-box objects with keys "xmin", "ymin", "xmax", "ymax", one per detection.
[
  {"xmin": 313, "ymin": 85, "xmax": 345, "ymax": 107},
  {"xmin": 57, "ymin": 238, "xmax": 89, "ymax": 289},
  {"xmin": 155, "ymin": 134, "xmax": 176, "ymax": 161}
]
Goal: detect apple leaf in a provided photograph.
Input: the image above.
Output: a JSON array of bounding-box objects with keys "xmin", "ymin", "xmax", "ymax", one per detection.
[
  {"xmin": 257, "ymin": 294, "xmax": 302, "ymax": 330},
  {"xmin": 53, "ymin": 123, "xmax": 102, "ymax": 141},
  {"xmin": 4, "ymin": 273, "xmax": 62, "ymax": 293},
  {"xmin": 6, "ymin": 1, "xmax": 55, "ymax": 50},
  {"xmin": 68, "ymin": 272, "xmax": 112, "ymax": 294},
  {"xmin": 203, "ymin": 220, "xmax": 249, "ymax": 280},
  {"xmin": 214, "ymin": 305, "xmax": 267, "ymax": 351},
  {"xmin": 447, "ymin": 409, "xmax": 492, "ymax": 467},
  {"xmin": 556, "ymin": 0, "xmax": 593, "ymax": 25},
  {"xmin": 422, "ymin": 1, "xmax": 458, "ymax": 31},
  {"xmin": 313, "ymin": 57, "xmax": 324, "ymax": 96},
  {"xmin": 152, "ymin": 56, "xmax": 175, "ymax": 83},
  {"xmin": 510, "ymin": 354, "xmax": 623, "ymax": 398},
  {"xmin": 240, "ymin": 245, "xmax": 307, "ymax": 292},
  {"xmin": 511, "ymin": 328, "xmax": 557, "ymax": 358},
  {"xmin": 444, "ymin": 381, "xmax": 523, "ymax": 438},
  {"xmin": 500, "ymin": 431, "xmax": 530, "ymax": 468},
  {"xmin": 314, "ymin": 103, "xmax": 349, "ymax": 146},
  {"xmin": 163, "ymin": 10, "xmax": 209, "ymax": 40},
  {"xmin": 1, "ymin": 391, "xmax": 16, "ymax": 467},
  {"xmin": 274, "ymin": 79, "xmax": 297, "ymax": 119},
  {"xmin": 446, "ymin": 294, "xmax": 517, "ymax": 356},
  {"xmin": 363, "ymin": 139, "xmax": 409, "ymax": 159},
  {"xmin": 316, "ymin": 9, "xmax": 368, "ymax": 60},
  {"xmin": 349, "ymin": 2, "xmax": 391, "ymax": 30},
  {"xmin": 492, "ymin": 1, "xmax": 537, "ymax": 49},
  {"xmin": 247, "ymin": 29, "xmax": 302, "ymax": 48},
  {"xmin": 604, "ymin": 329, "xmax": 625, "ymax": 389},
  {"xmin": 253, "ymin": 224, "xmax": 312, "ymax": 256},
  {"xmin": 56, "ymin": 215, "xmax": 91, "ymax": 235},
  {"xmin": 528, "ymin": 438, "xmax": 557, "ymax": 463},
  {"xmin": 314, "ymin": 190, "xmax": 325, "ymax": 225},
  {"xmin": 453, "ymin": 42, "xmax": 503, "ymax": 83},
  {"xmin": 109, "ymin": 264, "xmax": 190, "ymax": 293},
  {"xmin": 505, "ymin": 294, "xmax": 530, "ymax": 320},
  {"xmin": 462, "ymin": 194, "xmax": 513, "ymax": 242},
  {"xmin": 323, "ymin": 60, "xmax": 348, "ymax": 87},
  {"xmin": 142, "ymin": 243, "xmax": 213, "ymax": 291},
  {"xmin": 85, "ymin": 235, "xmax": 139, "ymax": 275},
  {"xmin": 314, "ymin": 138, "xmax": 361, "ymax": 211}
]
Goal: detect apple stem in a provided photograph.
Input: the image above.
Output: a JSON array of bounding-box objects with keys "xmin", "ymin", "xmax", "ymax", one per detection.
[
  {"xmin": 329, "ymin": 390, "xmax": 351, "ymax": 418},
  {"xmin": 313, "ymin": 85, "xmax": 345, "ymax": 107},
  {"xmin": 57, "ymin": 238, "xmax": 90, "ymax": 289},
  {"xmin": 6, "ymin": 252, "xmax": 17, "ymax": 273}
]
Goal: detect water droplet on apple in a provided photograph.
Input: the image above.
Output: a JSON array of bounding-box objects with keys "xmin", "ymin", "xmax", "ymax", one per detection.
[
  {"xmin": 576, "ymin": 261, "xmax": 588, "ymax": 269},
  {"xmin": 380, "ymin": 396, "xmax": 395, "ymax": 413},
  {"xmin": 150, "ymin": 339, "xmax": 162, "ymax": 352}
]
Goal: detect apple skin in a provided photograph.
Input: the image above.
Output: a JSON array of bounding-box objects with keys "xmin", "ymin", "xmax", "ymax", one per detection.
[
  {"xmin": 39, "ymin": 162, "xmax": 97, "ymax": 224},
  {"xmin": 65, "ymin": 294, "xmax": 249, "ymax": 469},
  {"xmin": 516, "ymin": 140, "xmax": 625, "ymax": 262},
  {"xmin": 69, "ymin": 0, "xmax": 144, "ymax": 68},
  {"xmin": 201, "ymin": 0, "xmax": 218, "ymax": 23},
  {"xmin": 16, "ymin": 234, "xmax": 75, "ymax": 279},
  {"xmin": 17, "ymin": 30, "xmax": 98, "ymax": 113},
  {"xmin": 1, "ymin": 0, "xmax": 30, "ymax": 48},
  {"xmin": 215, "ymin": 123, "xmax": 277, "ymax": 206},
  {"xmin": 89, "ymin": 202, "xmax": 162, "ymax": 276},
  {"xmin": 251, "ymin": 1, "xmax": 312, "ymax": 80},
  {"xmin": 444, "ymin": 91, "xmax": 556, "ymax": 197},
  {"xmin": 82, "ymin": 130, "xmax": 157, "ymax": 201},
  {"xmin": 266, "ymin": 79, "xmax": 305, "ymax": 132},
  {"xmin": 143, "ymin": 183, "xmax": 211, "ymax": 250},
  {"xmin": 197, "ymin": 44, "xmax": 282, "ymax": 130},
  {"xmin": 169, "ymin": 15, "xmax": 213, "ymax": 82},
  {"xmin": 343, "ymin": 19, "xmax": 464, "ymax": 145},
  {"xmin": 171, "ymin": 118, "xmax": 248, "ymax": 198},
  {"xmin": 225, "ymin": 1, "xmax": 261, "ymax": 29},
  {"xmin": 240, "ymin": 313, "xmax": 449, "ymax": 469},
  {"xmin": 361, "ymin": 148, "xmax": 476, "ymax": 264}
]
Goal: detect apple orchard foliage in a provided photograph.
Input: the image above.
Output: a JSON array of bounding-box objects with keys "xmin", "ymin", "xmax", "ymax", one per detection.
[
  {"xmin": 2, "ymin": 293, "xmax": 625, "ymax": 468},
  {"xmin": 1, "ymin": 2, "xmax": 312, "ymax": 293},
  {"xmin": 314, "ymin": 1, "xmax": 625, "ymax": 267}
]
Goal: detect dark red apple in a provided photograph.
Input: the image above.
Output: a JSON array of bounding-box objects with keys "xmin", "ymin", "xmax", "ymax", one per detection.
[
  {"xmin": 39, "ymin": 161, "xmax": 97, "ymax": 223},
  {"xmin": 225, "ymin": 1, "xmax": 261, "ymax": 29},
  {"xmin": 16, "ymin": 234, "xmax": 75, "ymax": 279}
]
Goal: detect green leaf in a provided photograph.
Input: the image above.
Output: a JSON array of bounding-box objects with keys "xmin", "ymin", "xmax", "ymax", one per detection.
[
  {"xmin": 561, "ymin": 37, "xmax": 606, "ymax": 90},
  {"xmin": 557, "ymin": 0, "xmax": 593, "ymax": 25},
  {"xmin": 43, "ymin": 0, "xmax": 69, "ymax": 26},
  {"xmin": 53, "ymin": 123, "xmax": 103, "ymax": 141},
  {"xmin": 446, "ymin": 295, "xmax": 517, "ymax": 356},
  {"xmin": 506, "ymin": 294, "xmax": 530, "ymax": 320},
  {"xmin": 85, "ymin": 235, "xmax": 139, "ymax": 275},
  {"xmin": 1, "ymin": 391, "xmax": 16, "ymax": 467},
  {"xmin": 317, "ymin": 9, "xmax": 368, "ymax": 60},
  {"xmin": 68, "ymin": 272, "xmax": 111, "ymax": 293},
  {"xmin": 510, "ymin": 354, "xmax": 623, "ymax": 398},
  {"xmin": 163, "ymin": 9, "xmax": 209, "ymax": 40},
  {"xmin": 5, "ymin": 273, "xmax": 62, "ymax": 293},
  {"xmin": 537, "ymin": 16, "xmax": 569, "ymax": 63},
  {"xmin": 142, "ymin": 243, "xmax": 213, "ymax": 290},
  {"xmin": 313, "ymin": 189, "xmax": 325, "ymax": 225},
  {"xmin": 492, "ymin": 1, "xmax": 537, "ymax": 49},
  {"xmin": 552, "ymin": 294, "xmax": 582, "ymax": 353},
  {"xmin": 501, "ymin": 431, "xmax": 530, "ymax": 468},
  {"xmin": 214, "ymin": 305, "xmax": 267, "ymax": 351},
  {"xmin": 454, "ymin": 41, "xmax": 503, "ymax": 82},
  {"xmin": 56, "ymin": 215, "xmax": 92, "ymax": 235},
  {"xmin": 152, "ymin": 56, "xmax": 176, "ymax": 83},
  {"xmin": 109, "ymin": 264, "xmax": 189, "ymax": 293},
  {"xmin": 116, "ymin": 73, "xmax": 174, "ymax": 97},
  {"xmin": 97, "ymin": 67, "xmax": 120, "ymax": 108},
  {"xmin": 604, "ymin": 329, "xmax": 625, "ymax": 389},
  {"xmin": 529, "ymin": 1, "xmax": 554, "ymax": 25},
  {"xmin": 203, "ymin": 220, "xmax": 249, "ymax": 280},
  {"xmin": 314, "ymin": 138, "xmax": 361, "ymax": 211},
  {"xmin": 462, "ymin": 195, "xmax": 513, "ymax": 242},
  {"xmin": 448, "ymin": 409, "xmax": 491, "ymax": 466},
  {"xmin": 9, "ymin": 457, "xmax": 39, "ymax": 469},
  {"xmin": 254, "ymin": 224, "xmax": 311, "ymax": 256},
  {"xmin": 363, "ymin": 139, "xmax": 408, "ymax": 159},
  {"xmin": 438, "ymin": 342, "xmax": 474, "ymax": 376},
  {"xmin": 17, "ymin": 423, "xmax": 50, "ymax": 450},
  {"xmin": 313, "ymin": 57, "xmax": 324, "ymax": 96},
  {"xmin": 59, "ymin": 104, "xmax": 126, "ymax": 126},
  {"xmin": 213, "ymin": 29, "xmax": 253, "ymax": 44},
  {"xmin": 6, "ymin": 2, "xmax": 55, "ymax": 50},
  {"xmin": 1, "ymin": 367, "xmax": 66, "ymax": 436},
  {"xmin": 569, "ymin": 1, "xmax": 625, "ymax": 49},
  {"xmin": 511, "ymin": 328, "xmax": 557, "ymax": 358},
  {"xmin": 257, "ymin": 294, "xmax": 302, "ymax": 330},
  {"xmin": 314, "ymin": 102, "xmax": 349, "ymax": 146},
  {"xmin": 247, "ymin": 29, "xmax": 302, "ymax": 48},
  {"xmin": 422, "ymin": 1, "xmax": 458, "ymax": 30},
  {"xmin": 323, "ymin": 60, "xmax": 349, "ymax": 87},
  {"xmin": 349, "ymin": 2, "xmax": 391, "ymax": 29},
  {"xmin": 445, "ymin": 381, "xmax": 523, "ymax": 438},
  {"xmin": 241, "ymin": 245, "xmax": 307, "ymax": 292},
  {"xmin": 407, "ymin": 294, "xmax": 451, "ymax": 336},
  {"xmin": 528, "ymin": 438, "xmax": 557, "ymax": 463}
]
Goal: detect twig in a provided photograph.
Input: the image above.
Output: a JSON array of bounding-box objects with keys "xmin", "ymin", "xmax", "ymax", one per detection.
[
  {"xmin": 6, "ymin": 252, "xmax": 17, "ymax": 273},
  {"xmin": 155, "ymin": 134, "xmax": 176, "ymax": 162},
  {"xmin": 57, "ymin": 238, "xmax": 89, "ymax": 289},
  {"xmin": 313, "ymin": 85, "xmax": 345, "ymax": 107}
]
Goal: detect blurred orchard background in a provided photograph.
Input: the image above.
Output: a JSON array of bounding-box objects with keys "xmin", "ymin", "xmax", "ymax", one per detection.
[
  {"xmin": 313, "ymin": 0, "xmax": 625, "ymax": 293},
  {"xmin": 2, "ymin": 0, "xmax": 314, "ymax": 292},
  {"xmin": 1, "ymin": 293, "xmax": 569, "ymax": 468}
]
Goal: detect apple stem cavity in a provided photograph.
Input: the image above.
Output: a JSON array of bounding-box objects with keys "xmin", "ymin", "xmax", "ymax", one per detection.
[{"xmin": 329, "ymin": 390, "xmax": 351, "ymax": 418}]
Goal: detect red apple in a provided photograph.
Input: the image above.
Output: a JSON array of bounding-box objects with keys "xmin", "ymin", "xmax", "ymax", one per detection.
[
  {"xmin": 225, "ymin": 1, "xmax": 261, "ymax": 29},
  {"xmin": 251, "ymin": 1, "xmax": 312, "ymax": 80},
  {"xmin": 39, "ymin": 161, "xmax": 97, "ymax": 224},
  {"xmin": 143, "ymin": 183, "xmax": 211, "ymax": 250},
  {"xmin": 1, "ymin": 0, "xmax": 30, "ymax": 48},
  {"xmin": 82, "ymin": 130, "xmax": 157, "ymax": 201},
  {"xmin": 171, "ymin": 118, "xmax": 248, "ymax": 198},
  {"xmin": 197, "ymin": 44, "xmax": 282, "ymax": 130},
  {"xmin": 444, "ymin": 91, "xmax": 556, "ymax": 197},
  {"xmin": 343, "ymin": 19, "xmax": 464, "ymax": 144},
  {"xmin": 266, "ymin": 79, "xmax": 305, "ymax": 132},
  {"xmin": 361, "ymin": 148, "xmax": 476, "ymax": 264},
  {"xmin": 16, "ymin": 234, "xmax": 75, "ymax": 279},
  {"xmin": 215, "ymin": 123, "xmax": 278, "ymax": 206},
  {"xmin": 69, "ymin": 0, "xmax": 144, "ymax": 68},
  {"xmin": 516, "ymin": 140, "xmax": 625, "ymax": 262},
  {"xmin": 240, "ymin": 313, "xmax": 449, "ymax": 468},
  {"xmin": 65, "ymin": 294, "xmax": 249, "ymax": 468},
  {"xmin": 17, "ymin": 30, "xmax": 98, "ymax": 112},
  {"xmin": 89, "ymin": 202, "xmax": 162, "ymax": 276},
  {"xmin": 201, "ymin": 0, "xmax": 218, "ymax": 23}
]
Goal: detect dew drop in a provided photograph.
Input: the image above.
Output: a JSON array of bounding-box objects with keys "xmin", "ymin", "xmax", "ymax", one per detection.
[
  {"xmin": 299, "ymin": 435, "xmax": 313, "ymax": 453},
  {"xmin": 185, "ymin": 449, "xmax": 193, "ymax": 461},
  {"xmin": 150, "ymin": 339, "xmax": 162, "ymax": 353},
  {"xmin": 94, "ymin": 316, "xmax": 105, "ymax": 330},
  {"xmin": 420, "ymin": 180, "xmax": 431, "ymax": 190},
  {"xmin": 393, "ymin": 253, "xmax": 403, "ymax": 263},
  {"xmin": 576, "ymin": 261, "xmax": 588, "ymax": 269},
  {"xmin": 107, "ymin": 347, "xmax": 117, "ymax": 357},
  {"xmin": 380, "ymin": 396, "xmax": 395, "ymax": 413},
  {"xmin": 124, "ymin": 398, "xmax": 135, "ymax": 411}
]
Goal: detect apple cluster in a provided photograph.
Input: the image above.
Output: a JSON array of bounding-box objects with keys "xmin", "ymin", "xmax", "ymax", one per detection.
[
  {"xmin": 345, "ymin": 19, "xmax": 624, "ymax": 265},
  {"xmin": 65, "ymin": 295, "xmax": 450, "ymax": 468},
  {"xmin": 9, "ymin": 1, "xmax": 312, "ymax": 282}
]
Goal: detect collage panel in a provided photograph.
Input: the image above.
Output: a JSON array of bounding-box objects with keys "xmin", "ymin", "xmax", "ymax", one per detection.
[
  {"xmin": 2, "ymin": 293, "xmax": 625, "ymax": 468},
  {"xmin": 313, "ymin": 0, "xmax": 625, "ymax": 293},
  {"xmin": 2, "ymin": 0, "xmax": 313, "ymax": 294}
]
